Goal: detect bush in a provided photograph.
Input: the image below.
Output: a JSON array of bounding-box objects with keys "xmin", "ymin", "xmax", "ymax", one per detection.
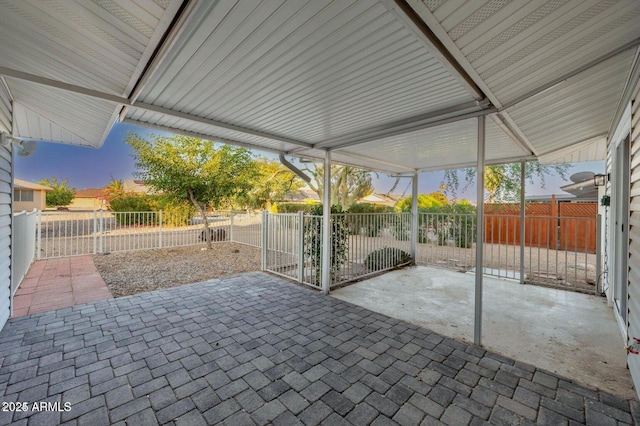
[
  {"xmin": 304, "ymin": 205, "xmax": 349, "ymax": 286},
  {"xmin": 364, "ymin": 247, "xmax": 412, "ymax": 272},
  {"xmin": 275, "ymin": 203, "xmax": 318, "ymax": 213},
  {"xmin": 109, "ymin": 194, "xmax": 195, "ymax": 226},
  {"xmin": 347, "ymin": 203, "xmax": 394, "ymax": 214}
]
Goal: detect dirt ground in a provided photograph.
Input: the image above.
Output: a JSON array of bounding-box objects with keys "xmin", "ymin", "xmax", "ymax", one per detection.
[{"xmin": 93, "ymin": 243, "xmax": 261, "ymax": 297}]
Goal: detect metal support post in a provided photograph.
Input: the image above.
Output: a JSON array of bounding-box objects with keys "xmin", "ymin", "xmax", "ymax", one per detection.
[
  {"xmin": 92, "ymin": 210, "xmax": 97, "ymax": 255},
  {"xmin": 596, "ymin": 214, "xmax": 602, "ymax": 296},
  {"xmin": 321, "ymin": 150, "xmax": 332, "ymax": 295},
  {"xmin": 410, "ymin": 172, "xmax": 419, "ymax": 263},
  {"xmin": 99, "ymin": 209, "xmax": 104, "ymax": 254},
  {"xmin": 37, "ymin": 210, "xmax": 42, "ymax": 260},
  {"xmin": 520, "ymin": 160, "xmax": 526, "ymax": 284},
  {"xmin": 298, "ymin": 210, "xmax": 305, "ymax": 283},
  {"xmin": 261, "ymin": 210, "xmax": 268, "ymax": 270},
  {"xmin": 474, "ymin": 116, "xmax": 486, "ymax": 346}
]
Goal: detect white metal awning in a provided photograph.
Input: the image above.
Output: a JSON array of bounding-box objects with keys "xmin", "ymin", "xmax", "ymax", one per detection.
[{"xmin": 1, "ymin": 0, "xmax": 640, "ymax": 172}]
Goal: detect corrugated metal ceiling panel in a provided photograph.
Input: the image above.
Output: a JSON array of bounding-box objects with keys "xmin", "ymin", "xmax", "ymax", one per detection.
[
  {"xmin": 507, "ymin": 50, "xmax": 632, "ymax": 156},
  {"xmin": 125, "ymin": 107, "xmax": 307, "ymax": 154},
  {"xmin": 0, "ymin": 81, "xmax": 10, "ymax": 135},
  {"xmin": 422, "ymin": 0, "xmax": 640, "ymax": 106},
  {"xmin": 134, "ymin": 0, "xmax": 476, "ymax": 144},
  {"xmin": 335, "ymin": 116, "xmax": 527, "ymax": 171},
  {"xmin": 0, "ymin": 0, "xmax": 182, "ymax": 146},
  {"xmin": 9, "ymin": 82, "xmax": 117, "ymax": 146},
  {"xmin": 537, "ymin": 136, "xmax": 607, "ymax": 164}
]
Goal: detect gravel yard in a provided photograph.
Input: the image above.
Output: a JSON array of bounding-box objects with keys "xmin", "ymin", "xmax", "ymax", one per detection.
[{"xmin": 93, "ymin": 243, "xmax": 261, "ymax": 297}]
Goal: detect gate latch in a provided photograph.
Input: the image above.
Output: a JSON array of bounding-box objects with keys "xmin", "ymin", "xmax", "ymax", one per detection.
[{"xmin": 626, "ymin": 337, "xmax": 640, "ymax": 355}]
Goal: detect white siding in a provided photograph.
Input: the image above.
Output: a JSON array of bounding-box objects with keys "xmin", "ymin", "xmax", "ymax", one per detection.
[
  {"xmin": 0, "ymin": 143, "xmax": 11, "ymax": 328},
  {"xmin": 628, "ymin": 80, "xmax": 640, "ymax": 393}
]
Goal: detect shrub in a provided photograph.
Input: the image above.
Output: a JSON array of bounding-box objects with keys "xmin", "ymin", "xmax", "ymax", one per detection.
[
  {"xmin": 276, "ymin": 203, "xmax": 318, "ymax": 213},
  {"xmin": 364, "ymin": 247, "xmax": 412, "ymax": 272},
  {"xmin": 109, "ymin": 194, "xmax": 195, "ymax": 226},
  {"xmin": 304, "ymin": 205, "xmax": 349, "ymax": 286}
]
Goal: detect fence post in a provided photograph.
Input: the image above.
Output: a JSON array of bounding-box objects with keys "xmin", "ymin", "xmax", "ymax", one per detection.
[
  {"xmin": 298, "ymin": 211, "xmax": 304, "ymax": 283},
  {"xmin": 99, "ymin": 209, "xmax": 104, "ymax": 254},
  {"xmin": 519, "ymin": 160, "xmax": 526, "ymax": 284},
  {"xmin": 261, "ymin": 211, "xmax": 268, "ymax": 271},
  {"xmin": 93, "ymin": 210, "xmax": 97, "ymax": 254},
  {"xmin": 596, "ymin": 214, "xmax": 602, "ymax": 296},
  {"xmin": 36, "ymin": 210, "xmax": 42, "ymax": 260},
  {"xmin": 230, "ymin": 212, "xmax": 235, "ymax": 243},
  {"xmin": 159, "ymin": 210, "xmax": 163, "ymax": 249}
]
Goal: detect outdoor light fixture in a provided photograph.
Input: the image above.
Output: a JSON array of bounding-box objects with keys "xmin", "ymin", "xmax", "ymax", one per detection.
[{"xmin": 593, "ymin": 174, "xmax": 607, "ymax": 187}]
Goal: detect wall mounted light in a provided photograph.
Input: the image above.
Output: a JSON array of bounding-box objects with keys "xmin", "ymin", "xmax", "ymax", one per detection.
[{"xmin": 593, "ymin": 173, "xmax": 607, "ymax": 187}]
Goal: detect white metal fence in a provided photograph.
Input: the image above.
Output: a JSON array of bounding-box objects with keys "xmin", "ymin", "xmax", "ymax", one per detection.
[
  {"xmin": 33, "ymin": 208, "xmax": 600, "ymax": 293},
  {"xmin": 263, "ymin": 211, "xmax": 600, "ymax": 293},
  {"xmin": 262, "ymin": 212, "xmax": 413, "ymax": 289},
  {"xmin": 37, "ymin": 210, "xmax": 262, "ymax": 259},
  {"xmin": 12, "ymin": 209, "xmax": 37, "ymax": 294},
  {"xmin": 414, "ymin": 212, "xmax": 599, "ymax": 293}
]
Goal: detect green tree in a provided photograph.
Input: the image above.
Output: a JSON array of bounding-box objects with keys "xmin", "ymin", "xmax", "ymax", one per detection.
[
  {"xmin": 38, "ymin": 177, "xmax": 76, "ymax": 208},
  {"xmin": 305, "ymin": 164, "xmax": 375, "ymax": 209},
  {"xmin": 395, "ymin": 192, "xmax": 449, "ymax": 211},
  {"xmin": 103, "ymin": 177, "xmax": 126, "ymax": 202},
  {"xmin": 238, "ymin": 157, "xmax": 303, "ymax": 210},
  {"xmin": 442, "ymin": 161, "xmax": 571, "ymax": 203},
  {"xmin": 127, "ymin": 134, "xmax": 258, "ymax": 248}
]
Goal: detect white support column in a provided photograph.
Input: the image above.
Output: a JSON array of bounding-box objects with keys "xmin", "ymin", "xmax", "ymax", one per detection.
[
  {"xmin": 519, "ymin": 161, "xmax": 526, "ymax": 284},
  {"xmin": 474, "ymin": 116, "xmax": 486, "ymax": 346},
  {"xmin": 261, "ymin": 210, "xmax": 268, "ymax": 271},
  {"xmin": 410, "ymin": 172, "xmax": 419, "ymax": 263},
  {"xmin": 321, "ymin": 151, "xmax": 332, "ymax": 295}
]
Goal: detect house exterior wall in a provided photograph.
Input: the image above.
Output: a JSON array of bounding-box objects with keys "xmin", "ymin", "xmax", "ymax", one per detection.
[
  {"xmin": 68, "ymin": 197, "xmax": 105, "ymax": 210},
  {"xmin": 14, "ymin": 189, "xmax": 46, "ymax": 211},
  {"xmin": 0, "ymin": 142, "xmax": 12, "ymax": 328},
  {"xmin": 627, "ymin": 79, "xmax": 640, "ymax": 394}
]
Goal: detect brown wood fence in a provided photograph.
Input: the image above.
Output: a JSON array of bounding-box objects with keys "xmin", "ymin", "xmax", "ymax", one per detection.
[{"xmin": 484, "ymin": 198, "xmax": 597, "ymax": 254}]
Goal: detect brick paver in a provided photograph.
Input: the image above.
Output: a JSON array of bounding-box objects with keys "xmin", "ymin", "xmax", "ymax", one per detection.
[
  {"xmin": 11, "ymin": 256, "xmax": 112, "ymax": 317},
  {"xmin": 0, "ymin": 272, "xmax": 637, "ymax": 425}
]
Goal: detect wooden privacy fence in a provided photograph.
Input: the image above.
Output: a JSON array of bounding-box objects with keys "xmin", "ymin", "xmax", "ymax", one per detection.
[{"xmin": 485, "ymin": 201, "xmax": 598, "ymax": 254}]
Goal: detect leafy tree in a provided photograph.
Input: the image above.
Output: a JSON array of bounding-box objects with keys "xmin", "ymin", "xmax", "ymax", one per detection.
[
  {"xmin": 38, "ymin": 177, "xmax": 76, "ymax": 208},
  {"xmin": 442, "ymin": 161, "xmax": 571, "ymax": 203},
  {"xmin": 305, "ymin": 164, "xmax": 375, "ymax": 209},
  {"xmin": 395, "ymin": 192, "xmax": 448, "ymax": 211},
  {"xmin": 238, "ymin": 157, "xmax": 303, "ymax": 210},
  {"xmin": 103, "ymin": 177, "xmax": 126, "ymax": 202},
  {"xmin": 127, "ymin": 134, "xmax": 258, "ymax": 248}
]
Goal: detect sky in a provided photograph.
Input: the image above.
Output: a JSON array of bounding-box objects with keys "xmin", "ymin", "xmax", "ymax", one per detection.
[{"xmin": 14, "ymin": 121, "xmax": 604, "ymax": 202}]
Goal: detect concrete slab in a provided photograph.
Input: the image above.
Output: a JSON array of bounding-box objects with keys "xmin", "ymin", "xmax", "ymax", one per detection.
[{"xmin": 331, "ymin": 266, "xmax": 636, "ymax": 399}]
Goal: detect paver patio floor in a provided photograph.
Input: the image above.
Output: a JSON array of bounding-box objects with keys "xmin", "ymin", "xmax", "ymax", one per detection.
[
  {"xmin": 0, "ymin": 272, "xmax": 637, "ymax": 425},
  {"xmin": 11, "ymin": 256, "xmax": 113, "ymax": 318}
]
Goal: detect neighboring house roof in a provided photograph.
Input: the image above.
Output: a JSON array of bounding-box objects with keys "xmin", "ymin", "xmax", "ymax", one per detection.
[
  {"xmin": 123, "ymin": 179, "xmax": 153, "ymax": 194},
  {"xmin": 281, "ymin": 189, "xmax": 320, "ymax": 203},
  {"xmin": 359, "ymin": 193, "xmax": 403, "ymax": 206},
  {"xmin": 14, "ymin": 179, "xmax": 53, "ymax": 192},
  {"xmin": 75, "ymin": 188, "xmax": 105, "ymax": 198}
]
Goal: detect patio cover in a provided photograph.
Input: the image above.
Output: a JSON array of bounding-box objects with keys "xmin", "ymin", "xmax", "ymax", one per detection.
[{"xmin": 1, "ymin": 0, "xmax": 639, "ymax": 173}]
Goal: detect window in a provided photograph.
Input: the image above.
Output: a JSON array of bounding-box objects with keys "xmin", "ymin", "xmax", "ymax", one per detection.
[{"xmin": 14, "ymin": 189, "xmax": 34, "ymax": 202}]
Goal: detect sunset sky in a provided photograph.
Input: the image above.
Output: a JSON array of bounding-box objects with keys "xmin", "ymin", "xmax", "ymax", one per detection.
[{"xmin": 14, "ymin": 122, "xmax": 604, "ymax": 202}]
